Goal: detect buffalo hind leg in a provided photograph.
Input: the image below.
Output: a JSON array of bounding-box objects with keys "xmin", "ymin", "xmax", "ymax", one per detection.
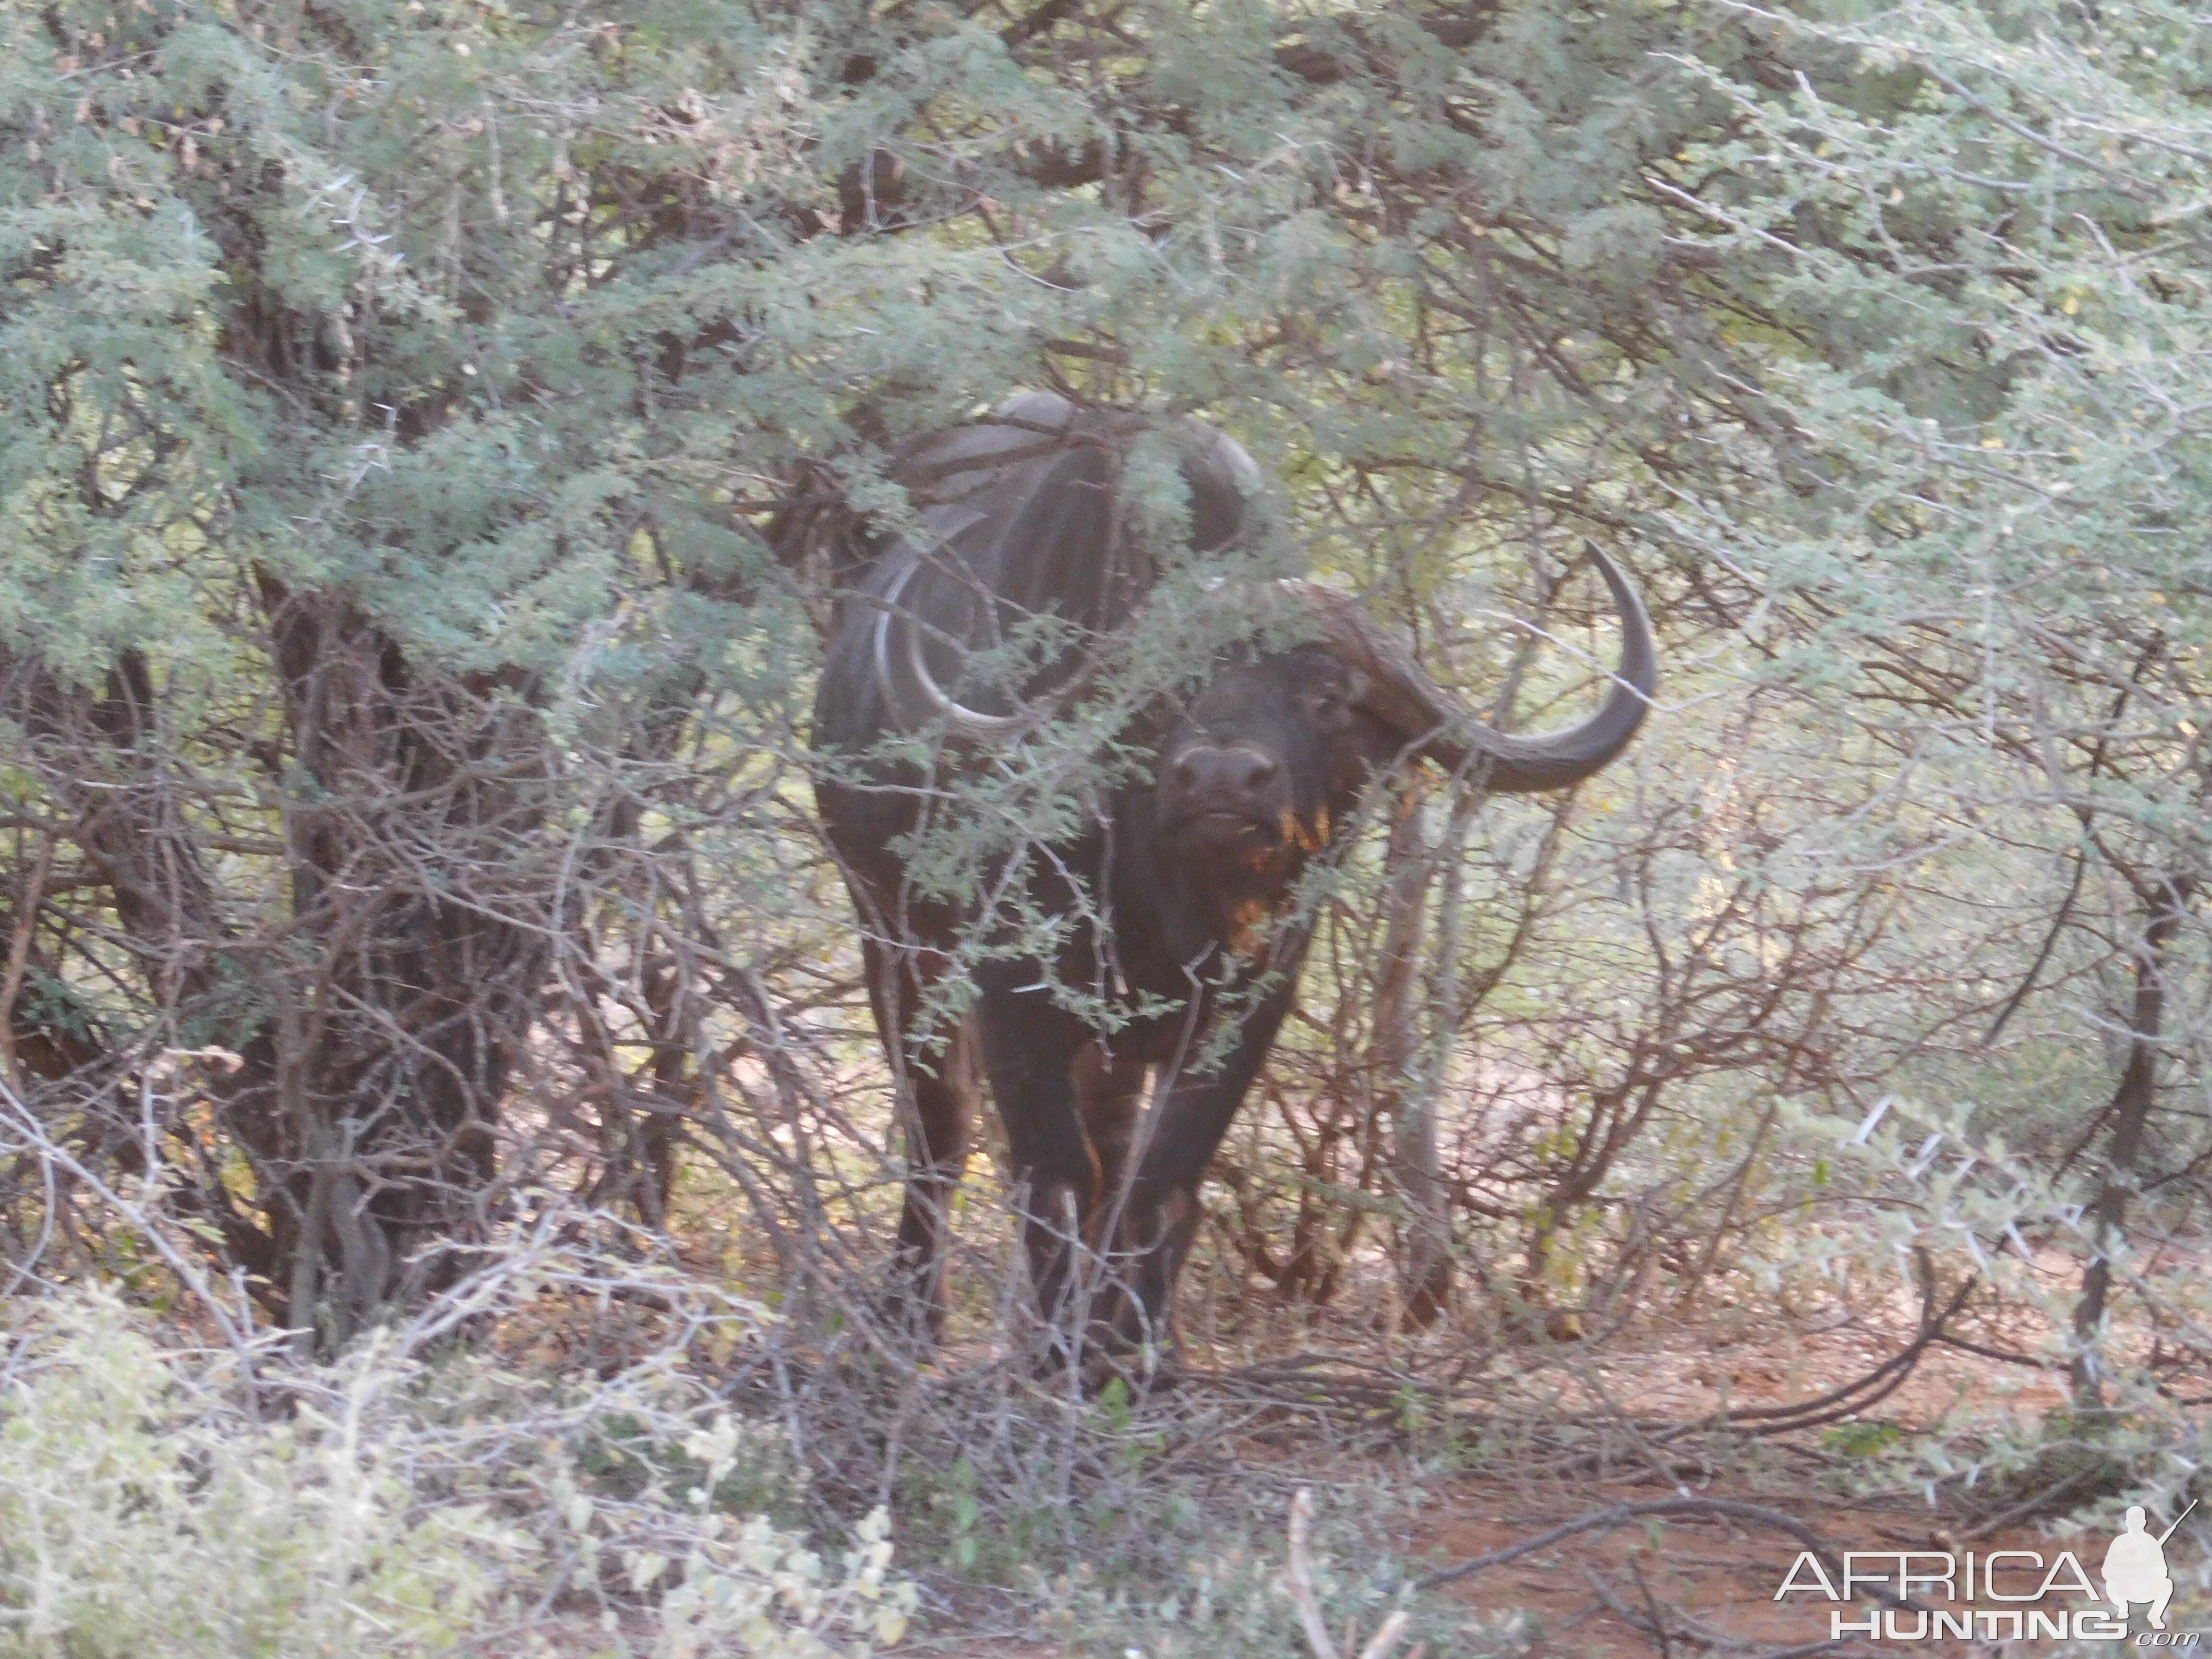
[
  {"xmin": 886, "ymin": 1016, "xmax": 979, "ymax": 1343},
  {"xmin": 869, "ymin": 940, "xmax": 980, "ymax": 1346}
]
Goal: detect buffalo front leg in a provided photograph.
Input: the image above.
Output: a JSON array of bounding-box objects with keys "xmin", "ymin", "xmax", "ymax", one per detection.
[
  {"xmin": 1072, "ymin": 1043, "xmax": 1149, "ymax": 1357},
  {"xmin": 1097, "ymin": 985, "xmax": 1294, "ymax": 1369},
  {"xmin": 1073, "ymin": 1042, "xmax": 1147, "ymax": 1237},
  {"xmin": 974, "ymin": 970, "xmax": 1098, "ymax": 1366}
]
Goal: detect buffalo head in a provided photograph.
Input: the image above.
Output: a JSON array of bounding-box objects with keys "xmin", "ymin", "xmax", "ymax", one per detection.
[{"xmin": 1151, "ymin": 560, "xmax": 1655, "ymax": 922}]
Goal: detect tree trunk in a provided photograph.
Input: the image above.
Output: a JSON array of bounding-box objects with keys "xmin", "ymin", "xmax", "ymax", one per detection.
[
  {"xmin": 1373, "ymin": 777, "xmax": 1455, "ymax": 1328},
  {"xmin": 2070, "ymin": 873, "xmax": 2195, "ymax": 1403},
  {"xmin": 250, "ymin": 577, "xmax": 557, "ymax": 1344}
]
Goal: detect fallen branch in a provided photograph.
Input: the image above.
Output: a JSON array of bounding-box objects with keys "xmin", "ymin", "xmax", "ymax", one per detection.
[
  {"xmin": 1660, "ymin": 1271, "xmax": 1977, "ymax": 1443},
  {"xmin": 1413, "ymin": 1493, "xmax": 1905, "ymax": 1616},
  {"xmin": 1579, "ymin": 1561, "xmax": 1869, "ymax": 1656}
]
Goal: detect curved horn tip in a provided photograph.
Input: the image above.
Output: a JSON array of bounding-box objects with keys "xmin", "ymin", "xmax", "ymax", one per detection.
[
  {"xmin": 1279, "ymin": 552, "xmax": 1657, "ymax": 792},
  {"xmin": 1577, "ymin": 541, "xmax": 1658, "ymax": 701}
]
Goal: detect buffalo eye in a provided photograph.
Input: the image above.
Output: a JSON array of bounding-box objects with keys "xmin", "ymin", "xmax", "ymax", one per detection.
[{"xmin": 1303, "ymin": 685, "xmax": 1354, "ymax": 731}]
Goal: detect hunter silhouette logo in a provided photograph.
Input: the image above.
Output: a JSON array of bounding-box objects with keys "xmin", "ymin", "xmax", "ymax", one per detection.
[
  {"xmin": 2104, "ymin": 1501, "xmax": 2194, "ymax": 1631},
  {"xmin": 1774, "ymin": 1497, "xmax": 2200, "ymax": 1642}
]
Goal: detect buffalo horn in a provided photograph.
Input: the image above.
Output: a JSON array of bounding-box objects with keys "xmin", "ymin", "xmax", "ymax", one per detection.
[
  {"xmin": 1283, "ymin": 544, "xmax": 1657, "ymax": 793},
  {"xmin": 872, "ymin": 531, "xmax": 1044, "ymax": 740}
]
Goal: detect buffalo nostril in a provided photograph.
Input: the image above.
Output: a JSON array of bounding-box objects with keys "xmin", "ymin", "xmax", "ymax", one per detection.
[{"xmin": 1239, "ymin": 756, "xmax": 1279, "ymax": 793}]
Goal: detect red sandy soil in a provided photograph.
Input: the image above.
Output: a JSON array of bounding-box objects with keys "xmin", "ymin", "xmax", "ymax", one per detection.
[{"xmin": 900, "ymin": 1299, "xmax": 2189, "ymax": 1657}]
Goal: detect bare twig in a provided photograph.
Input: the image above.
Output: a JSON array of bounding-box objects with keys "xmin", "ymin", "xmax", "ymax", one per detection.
[{"xmin": 1284, "ymin": 1489, "xmax": 1416, "ymax": 1659}]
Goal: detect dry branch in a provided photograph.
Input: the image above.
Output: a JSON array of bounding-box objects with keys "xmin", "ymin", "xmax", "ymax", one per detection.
[{"xmin": 1284, "ymin": 1488, "xmax": 1419, "ymax": 1659}]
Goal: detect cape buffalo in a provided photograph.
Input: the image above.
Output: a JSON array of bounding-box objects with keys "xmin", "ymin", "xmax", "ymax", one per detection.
[{"xmin": 811, "ymin": 392, "xmax": 1655, "ymax": 1372}]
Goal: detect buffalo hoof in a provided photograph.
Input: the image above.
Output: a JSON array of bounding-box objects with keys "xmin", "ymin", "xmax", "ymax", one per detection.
[
  {"xmin": 1026, "ymin": 1325, "xmax": 1184, "ymax": 1396},
  {"xmin": 876, "ymin": 1281, "xmax": 947, "ymax": 1357},
  {"xmin": 1079, "ymin": 1343, "xmax": 1184, "ymax": 1398}
]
